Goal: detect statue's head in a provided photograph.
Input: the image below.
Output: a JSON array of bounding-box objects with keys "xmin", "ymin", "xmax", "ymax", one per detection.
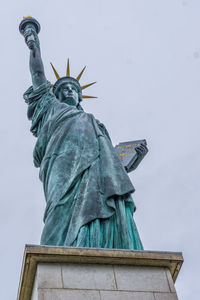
[
  {"xmin": 53, "ymin": 77, "xmax": 82, "ymax": 107},
  {"xmin": 51, "ymin": 60, "xmax": 97, "ymax": 108}
]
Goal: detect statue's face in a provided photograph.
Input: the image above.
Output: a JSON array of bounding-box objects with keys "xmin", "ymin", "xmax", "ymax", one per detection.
[{"xmin": 58, "ymin": 83, "xmax": 80, "ymax": 107}]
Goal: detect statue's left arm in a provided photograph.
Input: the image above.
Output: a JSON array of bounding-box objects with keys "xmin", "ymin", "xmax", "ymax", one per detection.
[{"xmin": 96, "ymin": 120, "xmax": 148, "ymax": 172}]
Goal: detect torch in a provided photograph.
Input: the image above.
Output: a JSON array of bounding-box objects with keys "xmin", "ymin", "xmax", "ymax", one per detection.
[{"xmin": 19, "ymin": 17, "xmax": 41, "ymax": 49}]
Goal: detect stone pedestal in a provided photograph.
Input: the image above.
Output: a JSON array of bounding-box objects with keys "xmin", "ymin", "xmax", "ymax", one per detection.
[{"xmin": 17, "ymin": 245, "xmax": 183, "ymax": 300}]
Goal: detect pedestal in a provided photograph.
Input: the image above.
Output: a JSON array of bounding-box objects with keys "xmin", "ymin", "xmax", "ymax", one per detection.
[{"xmin": 17, "ymin": 245, "xmax": 183, "ymax": 300}]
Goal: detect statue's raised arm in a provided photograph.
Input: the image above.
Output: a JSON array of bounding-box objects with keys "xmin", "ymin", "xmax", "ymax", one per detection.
[{"xmin": 19, "ymin": 17, "xmax": 47, "ymax": 89}]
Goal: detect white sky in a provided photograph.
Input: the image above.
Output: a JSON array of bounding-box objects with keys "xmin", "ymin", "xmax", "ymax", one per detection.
[{"xmin": 0, "ymin": 0, "xmax": 200, "ymax": 299}]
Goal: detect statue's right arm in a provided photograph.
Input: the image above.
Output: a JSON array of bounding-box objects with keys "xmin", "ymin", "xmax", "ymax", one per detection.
[{"xmin": 24, "ymin": 28, "xmax": 47, "ymax": 89}]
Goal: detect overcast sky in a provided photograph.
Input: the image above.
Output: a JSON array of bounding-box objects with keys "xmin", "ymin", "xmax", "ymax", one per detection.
[{"xmin": 0, "ymin": 0, "xmax": 200, "ymax": 299}]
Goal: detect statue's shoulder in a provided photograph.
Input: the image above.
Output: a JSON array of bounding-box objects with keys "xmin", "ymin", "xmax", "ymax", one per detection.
[{"xmin": 23, "ymin": 81, "xmax": 53, "ymax": 103}]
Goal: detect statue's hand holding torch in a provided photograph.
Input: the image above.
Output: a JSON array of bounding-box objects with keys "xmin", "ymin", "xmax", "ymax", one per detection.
[{"xmin": 19, "ymin": 17, "xmax": 41, "ymax": 51}]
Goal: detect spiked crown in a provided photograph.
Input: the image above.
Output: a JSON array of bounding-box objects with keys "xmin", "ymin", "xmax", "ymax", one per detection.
[{"xmin": 51, "ymin": 59, "xmax": 97, "ymax": 101}]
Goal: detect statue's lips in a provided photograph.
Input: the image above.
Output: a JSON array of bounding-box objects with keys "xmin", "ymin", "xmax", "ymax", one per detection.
[{"xmin": 64, "ymin": 93, "xmax": 74, "ymax": 98}]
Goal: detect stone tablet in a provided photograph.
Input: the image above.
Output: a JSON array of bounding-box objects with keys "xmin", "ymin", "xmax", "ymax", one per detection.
[{"xmin": 115, "ymin": 140, "xmax": 147, "ymax": 172}]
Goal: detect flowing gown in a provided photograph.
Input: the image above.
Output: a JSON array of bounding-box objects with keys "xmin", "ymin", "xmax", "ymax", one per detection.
[{"xmin": 24, "ymin": 81, "xmax": 143, "ymax": 250}]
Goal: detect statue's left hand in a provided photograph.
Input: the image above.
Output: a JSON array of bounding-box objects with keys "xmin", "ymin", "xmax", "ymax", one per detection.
[
  {"xmin": 135, "ymin": 144, "xmax": 148, "ymax": 160},
  {"xmin": 127, "ymin": 144, "xmax": 148, "ymax": 172}
]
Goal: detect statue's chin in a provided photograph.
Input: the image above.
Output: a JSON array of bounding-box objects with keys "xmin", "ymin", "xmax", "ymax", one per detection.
[{"xmin": 64, "ymin": 97, "xmax": 77, "ymax": 107}]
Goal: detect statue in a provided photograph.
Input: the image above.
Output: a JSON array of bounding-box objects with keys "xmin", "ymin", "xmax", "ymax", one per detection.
[{"xmin": 19, "ymin": 17, "xmax": 148, "ymax": 249}]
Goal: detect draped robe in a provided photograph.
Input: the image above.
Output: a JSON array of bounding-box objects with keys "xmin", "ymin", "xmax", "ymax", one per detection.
[{"xmin": 24, "ymin": 82, "xmax": 143, "ymax": 250}]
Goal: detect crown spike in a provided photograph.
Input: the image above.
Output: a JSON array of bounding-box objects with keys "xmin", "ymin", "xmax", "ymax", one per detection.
[
  {"xmin": 81, "ymin": 82, "xmax": 97, "ymax": 90},
  {"xmin": 82, "ymin": 95, "xmax": 97, "ymax": 99},
  {"xmin": 66, "ymin": 58, "xmax": 70, "ymax": 77},
  {"xmin": 50, "ymin": 63, "xmax": 60, "ymax": 80},
  {"xmin": 76, "ymin": 66, "xmax": 86, "ymax": 81}
]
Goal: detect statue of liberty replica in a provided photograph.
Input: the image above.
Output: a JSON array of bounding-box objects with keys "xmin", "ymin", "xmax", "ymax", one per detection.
[{"xmin": 19, "ymin": 17, "xmax": 148, "ymax": 249}]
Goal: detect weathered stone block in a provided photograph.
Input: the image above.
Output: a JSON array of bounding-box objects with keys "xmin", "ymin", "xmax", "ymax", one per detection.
[
  {"xmin": 62, "ymin": 263, "xmax": 116, "ymax": 290},
  {"xmin": 31, "ymin": 279, "xmax": 43, "ymax": 300},
  {"xmin": 41, "ymin": 288, "xmax": 101, "ymax": 300},
  {"xmin": 114, "ymin": 266, "xmax": 170, "ymax": 292},
  {"xmin": 37, "ymin": 263, "xmax": 63, "ymax": 288},
  {"xmin": 165, "ymin": 269, "xmax": 176, "ymax": 293},
  {"xmin": 100, "ymin": 291, "xmax": 155, "ymax": 300},
  {"xmin": 154, "ymin": 292, "xmax": 178, "ymax": 300}
]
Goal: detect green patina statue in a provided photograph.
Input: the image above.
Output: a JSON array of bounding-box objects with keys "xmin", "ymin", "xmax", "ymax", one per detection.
[{"xmin": 19, "ymin": 17, "xmax": 148, "ymax": 249}]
